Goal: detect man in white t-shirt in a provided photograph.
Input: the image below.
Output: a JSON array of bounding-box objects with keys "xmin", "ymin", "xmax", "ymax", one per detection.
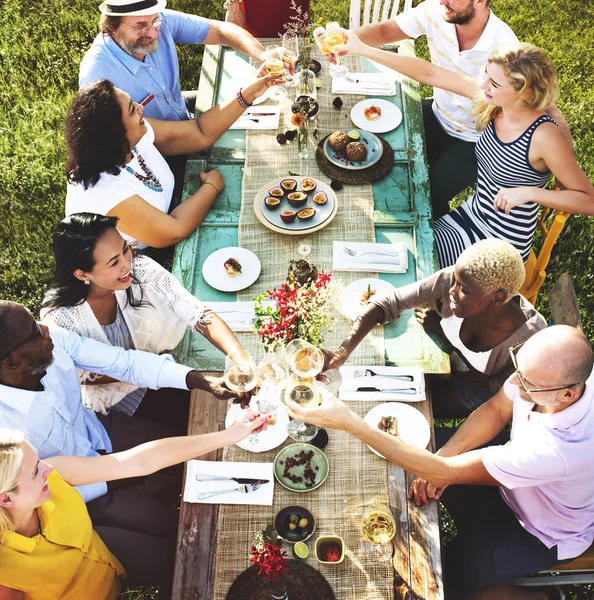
[
  {"xmin": 288, "ymin": 325, "xmax": 594, "ymax": 599},
  {"xmin": 355, "ymin": 0, "xmax": 518, "ymax": 217}
]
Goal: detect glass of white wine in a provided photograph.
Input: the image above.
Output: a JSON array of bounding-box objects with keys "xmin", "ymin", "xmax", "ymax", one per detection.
[
  {"xmin": 285, "ymin": 339, "xmax": 324, "ymax": 378},
  {"xmin": 361, "ymin": 506, "xmax": 396, "ymax": 562},
  {"xmin": 284, "ymin": 373, "xmax": 319, "ymax": 442},
  {"xmin": 265, "ymin": 44, "xmax": 288, "ymax": 101},
  {"xmin": 224, "ymin": 350, "xmax": 257, "ymax": 396},
  {"xmin": 282, "ymin": 32, "xmax": 299, "ymax": 87},
  {"xmin": 325, "ymin": 22, "xmax": 349, "ymax": 79}
]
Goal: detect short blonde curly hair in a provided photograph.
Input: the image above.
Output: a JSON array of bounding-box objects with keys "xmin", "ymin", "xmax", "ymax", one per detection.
[{"xmin": 457, "ymin": 239, "xmax": 525, "ymax": 301}]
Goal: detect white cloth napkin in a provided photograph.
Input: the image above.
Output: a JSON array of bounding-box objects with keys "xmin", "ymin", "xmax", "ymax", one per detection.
[
  {"xmin": 339, "ymin": 365, "xmax": 425, "ymax": 401},
  {"xmin": 206, "ymin": 300, "xmax": 276, "ymax": 332},
  {"xmin": 229, "ymin": 107, "xmax": 281, "ymax": 130},
  {"xmin": 332, "ymin": 72, "xmax": 396, "ymax": 96},
  {"xmin": 332, "ymin": 241, "xmax": 408, "ymax": 273},
  {"xmin": 183, "ymin": 460, "xmax": 275, "ymax": 505}
]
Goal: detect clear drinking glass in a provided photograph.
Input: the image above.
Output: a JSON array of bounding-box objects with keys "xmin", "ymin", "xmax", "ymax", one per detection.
[
  {"xmin": 285, "ymin": 339, "xmax": 324, "ymax": 378},
  {"xmin": 224, "ymin": 350, "xmax": 257, "ymax": 394},
  {"xmin": 282, "ymin": 32, "xmax": 299, "ymax": 87},
  {"xmin": 361, "ymin": 506, "xmax": 396, "ymax": 562},
  {"xmin": 265, "ymin": 44, "xmax": 288, "ymax": 101},
  {"xmin": 284, "ymin": 373, "xmax": 319, "ymax": 442},
  {"xmin": 325, "ymin": 22, "xmax": 349, "ymax": 78}
]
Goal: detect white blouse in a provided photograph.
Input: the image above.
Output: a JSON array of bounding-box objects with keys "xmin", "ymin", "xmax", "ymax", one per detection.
[
  {"xmin": 440, "ymin": 314, "xmax": 492, "ymax": 373},
  {"xmin": 41, "ymin": 255, "xmax": 204, "ymax": 413},
  {"xmin": 65, "ymin": 121, "xmax": 175, "ymax": 249}
]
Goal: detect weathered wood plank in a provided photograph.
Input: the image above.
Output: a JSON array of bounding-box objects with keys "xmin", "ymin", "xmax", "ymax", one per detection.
[
  {"xmin": 549, "ymin": 272, "xmax": 582, "ymax": 330},
  {"xmin": 171, "ymin": 382, "xmax": 226, "ymax": 600}
]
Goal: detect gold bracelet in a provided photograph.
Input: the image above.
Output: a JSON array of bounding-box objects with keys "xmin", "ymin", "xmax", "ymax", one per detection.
[{"xmin": 203, "ymin": 181, "xmax": 220, "ymax": 194}]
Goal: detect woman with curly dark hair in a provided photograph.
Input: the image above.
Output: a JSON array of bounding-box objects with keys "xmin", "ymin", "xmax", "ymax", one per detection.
[{"xmin": 64, "ymin": 74, "xmax": 280, "ymax": 250}]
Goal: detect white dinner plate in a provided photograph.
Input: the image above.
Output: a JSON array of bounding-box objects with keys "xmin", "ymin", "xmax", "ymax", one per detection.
[
  {"xmin": 341, "ymin": 278, "xmax": 397, "ymax": 321},
  {"xmin": 363, "ymin": 402, "xmax": 430, "ymax": 458},
  {"xmin": 350, "ymin": 99, "xmax": 403, "ymax": 133},
  {"xmin": 202, "ymin": 247, "xmax": 261, "ymax": 292},
  {"xmin": 225, "ymin": 400, "xmax": 289, "ymax": 453}
]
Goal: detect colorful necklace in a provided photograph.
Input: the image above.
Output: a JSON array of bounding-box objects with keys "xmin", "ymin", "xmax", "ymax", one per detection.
[{"xmin": 126, "ymin": 147, "xmax": 163, "ymax": 192}]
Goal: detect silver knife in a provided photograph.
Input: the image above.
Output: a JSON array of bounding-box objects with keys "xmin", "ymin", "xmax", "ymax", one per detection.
[
  {"xmin": 356, "ymin": 386, "xmax": 417, "ymax": 394},
  {"xmin": 196, "ymin": 475, "xmax": 268, "ymax": 484}
]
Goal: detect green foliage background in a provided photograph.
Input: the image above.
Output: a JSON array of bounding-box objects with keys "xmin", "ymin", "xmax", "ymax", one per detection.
[{"xmin": 0, "ymin": 1, "xmax": 593, "ymax": 597}]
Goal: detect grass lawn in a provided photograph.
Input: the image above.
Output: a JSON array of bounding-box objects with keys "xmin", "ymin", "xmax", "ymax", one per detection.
[{"xmin": 1, "ymin": 0, "xmax": 593, "ymax": 598}]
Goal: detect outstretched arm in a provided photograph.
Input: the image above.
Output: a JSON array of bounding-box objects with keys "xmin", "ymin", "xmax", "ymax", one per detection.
[
  {"xmin": 48, "ymin": 411, "xmax": 268, "ymax": 486},
  {"xmin": 355, "ymin": 19, "xmax": 410, "ymax": 47},
  {"xmin": 287, "ymin": 390, "xmax": 505, "ymax": 488},
  {"xmin": 203, "ymin": 19, "xmax": 266, "ymax": 63},
  {"xmin": 336, "ymin": 28, "xmax": 478, "ymax": 99},
  {"xmin": 149, "ymin": 68, "xmax": 283, "ymax": 156}
]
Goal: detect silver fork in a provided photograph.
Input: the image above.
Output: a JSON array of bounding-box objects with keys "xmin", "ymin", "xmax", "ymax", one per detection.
[
  {"xmin": 353, "ymin": 368, "xmax": 414, "ymax": 381},
  {"xmin": 197, "ymin": 482, "xmax": 262, "ymax": 500},
  {"xmin": 345, "ymin": 74, "xmax": 391, "ymax": 87},
  {"xmin": 343, "ymin": 246, "xmax": 400, "ymax": 258}
]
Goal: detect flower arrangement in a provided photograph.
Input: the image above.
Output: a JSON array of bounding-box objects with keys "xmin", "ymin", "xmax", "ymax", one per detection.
[
  {"xmin": 283, "ymin": 0, "xmax": 316, "ymax": 69},
  {"xmin": 254, "ymin": 260, "xmax": 334, "ymax": 352},
  {"xmin": 250, "ymin": 527, "xmax": 290, "ymax": 583}
]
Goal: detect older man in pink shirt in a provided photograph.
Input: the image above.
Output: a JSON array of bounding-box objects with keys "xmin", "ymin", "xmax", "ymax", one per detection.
[{"xmin": 288, "ymin": 325, "xmax": 594, "ymax": 599}]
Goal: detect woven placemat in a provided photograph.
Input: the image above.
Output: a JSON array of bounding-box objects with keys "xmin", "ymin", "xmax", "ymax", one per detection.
[
  {"xmin": 315, "ymin": 136, "xmax": 395, "ymax": 184},
  {"xmin": 226, "ymin": 561, "xmax": 335, "ymax": 600}
]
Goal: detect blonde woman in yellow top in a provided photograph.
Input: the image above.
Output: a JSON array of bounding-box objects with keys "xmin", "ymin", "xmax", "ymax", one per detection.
[{"xmin": 0, "ymin": 413, "xmax": 266, "ymax": 599}]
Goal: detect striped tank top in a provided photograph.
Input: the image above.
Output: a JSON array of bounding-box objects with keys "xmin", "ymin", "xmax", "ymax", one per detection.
[{"xmin": 434, "ymin": 114, "xmax": 555, "ymax": 269}]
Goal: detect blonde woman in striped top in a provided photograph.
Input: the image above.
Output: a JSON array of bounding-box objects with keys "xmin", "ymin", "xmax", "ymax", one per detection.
[{"xmin": 334, "ymin": 35, "xmax": 594, "ymax": 268}]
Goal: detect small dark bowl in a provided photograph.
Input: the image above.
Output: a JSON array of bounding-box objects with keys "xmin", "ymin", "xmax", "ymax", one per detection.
[
  {"xmin": 307, "ymin": 59, "xmax": 322, "ymax": 74},
  {"xmin": 275, "ymin": 506, "xmax": 316, "ymax": 543}
]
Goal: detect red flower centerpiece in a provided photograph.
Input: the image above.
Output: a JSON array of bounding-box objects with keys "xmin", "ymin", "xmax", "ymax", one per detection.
[
  {"xmin": 254, "ymin": 260, "xmax": 334, "ymax": 352},
  {"xmin": 250, "ymin": 527, "xmax": 290, "ymax": 599}
]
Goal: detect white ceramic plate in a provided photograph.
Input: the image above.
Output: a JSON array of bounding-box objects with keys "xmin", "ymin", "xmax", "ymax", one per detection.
[
  {"xmin": 202, "ymin": 247, "xmax": 261, "ymax": 292},
  {"xmin": 225, "ymin": 400, "xmax": 289, "ymax": 453},
  {"xmin": 255, "ymin": 177, "xmax": 338, "ymax": 233},
  {"xmin": 341, "ymin": 278, "xmax": 397, "ymax": 321},
  {"xmin": 363, "ymin": 402, "xmax": 430, "ymax": 458},
  {"xmin": 350, "ymin": 99, "xmax": 403, "ymax": 133}
]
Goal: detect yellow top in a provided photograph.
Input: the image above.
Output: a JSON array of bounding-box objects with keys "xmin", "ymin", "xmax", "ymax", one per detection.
[{"xmin": 0, "ymin": 470, "xmax": 125, "ymax": 599}]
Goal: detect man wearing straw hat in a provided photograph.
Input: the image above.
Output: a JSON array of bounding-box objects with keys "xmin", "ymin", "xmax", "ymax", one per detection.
[{"xmin": 80, "ymin": 0, "xmax": 267, "ymax": 121}]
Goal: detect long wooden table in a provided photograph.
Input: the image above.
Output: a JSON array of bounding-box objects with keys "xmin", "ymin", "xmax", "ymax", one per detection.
[{"xmin": 171, "ymin": 43, "xmax": 449, "ymax": 600}]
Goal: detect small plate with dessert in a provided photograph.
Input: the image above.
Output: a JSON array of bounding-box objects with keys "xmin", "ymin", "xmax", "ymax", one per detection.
[
  {"xmin": 363, "ymin": 402, "xmax": 431, "ymax": 458},
  {"xmin": 340, "ymin": 278, "xmax": 397, "ymax": 322},
  {"xmin": 323, "ymin": 129, "xmax": 383, "ymax": 171},
  {"xmin": 202, "ymin": 246, "xmax": 261, "ymax": 292},
  {"xmin": 350, "ymin": 99, "xmax": 403, "ymax": 134}
]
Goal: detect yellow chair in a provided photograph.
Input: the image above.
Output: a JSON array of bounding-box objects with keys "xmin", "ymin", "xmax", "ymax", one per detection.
[{"xmin": 519, "ymin": 208, "xmax": 571, "ymax": 305}]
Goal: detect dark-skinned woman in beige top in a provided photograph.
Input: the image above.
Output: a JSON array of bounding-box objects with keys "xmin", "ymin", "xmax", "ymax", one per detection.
[{"xmin": 323, "ymin": 239, "xmax": 547, "ymax": 417}]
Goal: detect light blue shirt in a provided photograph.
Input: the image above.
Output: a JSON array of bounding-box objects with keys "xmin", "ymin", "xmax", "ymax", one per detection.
[
  {"xmin": 79, "ymin": 10, "xmax": 210, "ymax": 121},
  {"xmin": 0, "ymin": 326, "xmax": 192, "ymax": 502}
]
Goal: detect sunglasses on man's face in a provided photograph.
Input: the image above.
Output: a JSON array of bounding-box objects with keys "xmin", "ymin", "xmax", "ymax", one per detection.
[
  {"xmin": 509, "ymin": 341, "xmax": 577, "ymax": 394},
  {"xmin": 0, "ymin": 322, "xmax": 43, "ymax": 362}
]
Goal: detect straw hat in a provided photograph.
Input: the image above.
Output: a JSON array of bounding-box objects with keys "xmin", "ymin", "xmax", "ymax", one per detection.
[{"xmin": 99, "ymin": 0, "xmax": 167, "ymax": 16}]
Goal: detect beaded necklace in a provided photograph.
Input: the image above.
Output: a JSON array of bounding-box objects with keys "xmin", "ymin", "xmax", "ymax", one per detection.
[{"xmin": 125, "ymin": 147, "xmax": 163, "ymax": 192}]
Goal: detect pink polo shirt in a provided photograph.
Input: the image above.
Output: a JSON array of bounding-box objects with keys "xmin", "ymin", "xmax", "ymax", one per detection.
[{"xmin": 481, "ymin": 376, "xmax": 594, "ymax": 560}]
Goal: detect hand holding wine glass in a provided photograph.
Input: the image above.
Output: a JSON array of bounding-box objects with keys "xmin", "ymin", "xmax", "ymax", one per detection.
[
  {"xmin": 265, "ymin": 45, "xmax": 288, "ymax": 101},
  {"xmin": 282, "ymin": 32, "xmax": 299, "ymax": 81},
  {"xmin": 325, "ymin": 22, "xmax": 350, "ymax": 78},
  {"xmin": 224, "ymin": 350, "xmax": 257, "ymax": 396}
]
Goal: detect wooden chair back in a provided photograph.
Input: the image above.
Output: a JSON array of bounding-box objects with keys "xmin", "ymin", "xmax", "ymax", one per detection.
[
  {"xmin": 519, "ymin": 208, "xmax": 571, "ymax": 305},
  {"xmin": 350, "ymin": 0, "xmax": 413, "ymax": 29}
]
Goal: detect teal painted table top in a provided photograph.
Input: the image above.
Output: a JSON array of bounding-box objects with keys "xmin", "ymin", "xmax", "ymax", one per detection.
[{"xmin": 172, "ymin": 43, "xmax": 449, "ymax": 374}]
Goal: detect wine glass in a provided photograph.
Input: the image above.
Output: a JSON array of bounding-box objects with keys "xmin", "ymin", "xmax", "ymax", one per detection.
[
  {"xmin": 325, "ymin": 22, "xmax": 349, "ymax": 79},
  {"xmin": 361, "ymin": 506, "xmax": 396, "ymax": 562},
  {"xmin": 285, "ymin": 339, "xmax": 324, "ymax": 378},
  {"xmin": 282, "ymin": 32, "xmax": 299, "ymax": 87},
  {"xmin": 313, "ymin": 26, "xmax": 331, "ymax": 58},
  {"xmin": 224, "ymin": 350, "xmax": 257, "ymax": 395},
  {"xmin": 265, "ymin": 45, "xmax": 288, "ymax": 101},
  {"xmin": 284, "ymin": 373, "xmax": 319, "ymax": 442}
]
